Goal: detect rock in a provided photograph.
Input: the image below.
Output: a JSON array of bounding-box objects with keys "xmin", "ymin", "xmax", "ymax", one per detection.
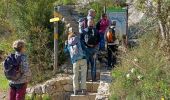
[
  {"xmin": 66, "ymin": 79, "xmax": 73, "ymax": 85},
  {"xmin": 52, "ymin": 92, "xmax": 64, "ymax": 100},
  {"xmin": 34, "ymin": 85, "xmax": 42, "ymax": 94},
  {"xmin": 42, "ymin": 84, "xmax": 56, "ymax": 95},
  {"xmin": 26, "ymin": 87, "xmax": 35, "ymax": 94},
  {"xmin": 41, "ymin": 84, "xmax": 46, "ymax": 94},
  {"xmin": 60, "ymin": 79, "xmax": 68, "ymax": 85},
  {"xmin": 45, "ymin": 79, "xmax": 57, "ymax": 86},
  {"xmin": 63, "ymin": 84, "xmax": 73, "ymax": 92}
]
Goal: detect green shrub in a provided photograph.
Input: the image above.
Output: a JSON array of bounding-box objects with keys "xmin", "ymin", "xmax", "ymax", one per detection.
[
  {"xmin": 63, "ymin": 0, "xmax": 76, "ymax": 5},
  {"xmin": 8, "ymin": 0, "xmax": 66, "ymax": 84},
  {"xmin": 111, "ymin": 32, "xmax": 170, "ymax": 99}
]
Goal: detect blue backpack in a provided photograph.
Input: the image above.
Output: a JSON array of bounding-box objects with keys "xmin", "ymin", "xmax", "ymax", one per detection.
[{"xmin": 3, "ymin": 53, "xmax": 22, "ymax": 81}]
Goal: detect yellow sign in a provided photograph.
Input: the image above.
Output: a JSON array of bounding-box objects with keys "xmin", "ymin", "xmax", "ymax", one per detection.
[
  {"xmin": 50, "ymin": 17, "xmax": 60, "ymax": 22},
  {"xmin": 54, "ymin": 33, "xmax": 58, "ymax": 39}
]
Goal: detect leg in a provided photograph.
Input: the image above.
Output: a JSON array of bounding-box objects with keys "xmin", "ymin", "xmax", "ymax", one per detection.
[
  {"xmin": 15, "ymin": 84, "xmax": 27, "ymax": 100},
  {"xmin": 99, "ymin": 33, "xmax": 105, "ymax": 51},
  {"xmin": 107, "ymin": 45, "xmax": 112, "ymax": 68},
  {"xmin": 9, "ymin": 85, "xmax": 16, "ymax": 100},
  {"xmin": 90, "ymin": 54, "xmax": 97, "ymax": 81},
  {"xmin": 73, "ymin": 61, "xmax": 80, "ymax": 94},
  {"xmin": 112, "ymin": 45, "xmax": 118, "ymax": 68},
  {"xmin": 86, "ymin": 56, "xmax": 90, "ymax": 79},
  {"xmin": 80, "ymin": 59, "xmax": 87, "ymax": 90}
]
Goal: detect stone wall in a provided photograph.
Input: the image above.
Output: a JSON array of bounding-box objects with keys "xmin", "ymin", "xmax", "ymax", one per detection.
[{"xmin": 26, "ymin": 75, "xmax": 73, "ymax": 100}]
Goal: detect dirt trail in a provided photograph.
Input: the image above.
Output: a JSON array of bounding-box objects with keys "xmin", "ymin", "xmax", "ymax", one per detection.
[{"xmin": 0, "ymin": 89, "xmax": 7, "ymax": 100}]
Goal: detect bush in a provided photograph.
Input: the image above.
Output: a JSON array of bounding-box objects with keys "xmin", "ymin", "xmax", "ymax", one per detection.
[
  {"xmin": 111, "ymin": 32, "xmax": 170, "ymax": 99},
  {"xmin": 7, "ymin": 0, "xmax": 66, "ymax": 84}
]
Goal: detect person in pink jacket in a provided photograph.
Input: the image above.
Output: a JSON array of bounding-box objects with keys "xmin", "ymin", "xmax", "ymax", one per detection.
[{"xmin": 96, "ymin": 13, "xmax": 109, "ymax": 51}]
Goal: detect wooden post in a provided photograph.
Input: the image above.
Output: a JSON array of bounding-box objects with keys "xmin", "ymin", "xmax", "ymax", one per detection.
[{"xmin": 53, "ymin": 7, "xmax": 59, "ymax": 74}]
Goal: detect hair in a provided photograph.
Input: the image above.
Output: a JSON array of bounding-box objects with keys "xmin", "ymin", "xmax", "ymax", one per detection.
[
  {"xmin": 13, "ymin": 40, "xmax": 26, "ymax": 52},
  {"xmin": 111, "ymin": 20, "xmax": 116, "ymax": 26},
  {"xmin": 88, "ymin": 9, "xmax": 95, "ymax": 16},
  {"xmin": 102, "ymin": 13, "xmax": 107, "ymax": 18},
  {"xmin": 68, "ymin": 32, "xmax": 74, "ymax": 39}
]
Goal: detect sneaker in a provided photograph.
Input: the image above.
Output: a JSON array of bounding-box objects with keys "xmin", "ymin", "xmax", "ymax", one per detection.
[{"xmin": 82, "ymin": 89, "xmax": 87, "ymax": 95}]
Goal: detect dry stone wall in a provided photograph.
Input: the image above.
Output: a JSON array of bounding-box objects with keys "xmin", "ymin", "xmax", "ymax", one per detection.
[{"xmin": 26, "ymin": 75, "xmax": 73, "ymax": 100}]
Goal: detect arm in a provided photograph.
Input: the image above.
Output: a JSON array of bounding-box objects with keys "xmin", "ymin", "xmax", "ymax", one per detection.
[
  {"xmin": 64, "ymin": 40, "xmax": 69, "ymax": 53},
  {"xmin": 21, "ymin": 55, "xmax": 32, "ymax": 82}
]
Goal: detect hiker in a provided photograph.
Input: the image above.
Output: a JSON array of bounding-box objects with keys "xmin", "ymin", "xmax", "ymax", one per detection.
[
  {"xmin": 3, "ymin": 40, "xmax": 31, "ymax": 100},
  {"xmin": 96, "ymin": 13, "xmax": 109, "ymax": 51},
  {"xmin": 79, "ymin": 9, "xmax": 96, "ymax": 34},
  {"xmin": 105, "ymin": 21, "xmax": 119, "ymax": 70},
  {"xmin": 87, "ymin": 9, "xmax": 96, "ymax": 21},
  {"xmin": 80, "ymin": 20, "xmax": 100, "ymax": 81},
  {"xmin": 64, "ymin": 27, "xmax": 87, "ymax": 95}
]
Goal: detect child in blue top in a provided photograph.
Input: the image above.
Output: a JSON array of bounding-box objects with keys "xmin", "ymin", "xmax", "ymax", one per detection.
[{"xmin": 64, "ymin": 29, "xmax": 87, "ymax": 95}]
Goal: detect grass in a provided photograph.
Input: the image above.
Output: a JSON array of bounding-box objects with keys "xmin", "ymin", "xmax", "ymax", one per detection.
[
  {"xmin": 0, "ymin": 65, "xmax": 9, "ymax": 91},
  {"xmin": 0, "ymin": 33, "xmax": 18, "ymax": 92}
]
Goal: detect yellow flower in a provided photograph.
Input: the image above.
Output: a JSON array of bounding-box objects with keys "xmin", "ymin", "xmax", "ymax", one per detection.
[{"xmin": 161, "ymin": 97, "xmax": 165, "ymax": 100}]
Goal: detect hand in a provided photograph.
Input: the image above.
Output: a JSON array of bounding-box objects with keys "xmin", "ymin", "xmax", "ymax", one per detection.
[{"xmin": 65, "ymin": 40, "xmax": 68, "ymax": 45}]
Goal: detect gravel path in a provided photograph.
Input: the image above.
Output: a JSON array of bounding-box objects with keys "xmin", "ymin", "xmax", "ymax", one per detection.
[{"xmin": 0, "ymin": 90, "xmax": 7, "ymax": 100}]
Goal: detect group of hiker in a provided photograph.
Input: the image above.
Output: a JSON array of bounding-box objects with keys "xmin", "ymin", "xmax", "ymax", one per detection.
[
  {"xmin": 2, "ymin": 8, "xmax": 120, "ymax": 100},
  {"xmin": 65, "ymin": 9, "xmax": 119, "ymax": 95}
]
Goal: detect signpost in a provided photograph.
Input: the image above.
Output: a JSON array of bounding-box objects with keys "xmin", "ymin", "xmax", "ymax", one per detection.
[
  {"xmin": 50, "ymin": 7, "xmax": 60, "ymax": 74},
  {"xmin": 106, "ymin": 7, "xmax": 128, "ymax": 46}
]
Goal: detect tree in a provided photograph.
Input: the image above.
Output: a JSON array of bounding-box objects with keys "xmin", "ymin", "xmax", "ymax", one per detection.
[{"xmin": 136, "ymin": 0, "xmax": 170, "ymax": 48}]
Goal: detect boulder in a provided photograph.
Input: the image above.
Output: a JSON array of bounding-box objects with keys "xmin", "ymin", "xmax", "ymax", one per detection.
[{"xmin": 63, "ymin": 84, "xmax": 73, "ymax": 92}]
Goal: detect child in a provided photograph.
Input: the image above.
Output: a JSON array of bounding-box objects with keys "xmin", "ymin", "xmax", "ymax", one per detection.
[
  {"xmin": 64, "ymin": 28, "xmax": 87, "ymax": 95},
  {"xmin": 3, "ymin": 40, "xmax": 31, "ymax": 100}
]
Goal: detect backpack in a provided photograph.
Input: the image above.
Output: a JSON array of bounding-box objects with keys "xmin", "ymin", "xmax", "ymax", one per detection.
[
  {"xmin": 3, "ymin": 53, "xmax": 22, "ymax": 81},
  {"xmin": 84, "ymin": 28, "xmax": 100, "ymax": 47},
  {"xmin": 106, "ymin": 27, "xmax": 116, "ymax": 43},
  {"xmin": 96, "ymin": 20, "xmax": 101, "ymax": 30},
  {"xmin": 79, "ymin": 17, "xmax": 88, "ymax": 31}
]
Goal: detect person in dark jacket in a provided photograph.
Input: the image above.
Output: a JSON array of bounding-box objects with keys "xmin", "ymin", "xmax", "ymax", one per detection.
[
  {"xmin": 105, "ymin": 21, "xmax": 119, "ymax": 70},
  {"xmin": 80, "ymin": 20, "xmax": 100, "ymax": 81}
]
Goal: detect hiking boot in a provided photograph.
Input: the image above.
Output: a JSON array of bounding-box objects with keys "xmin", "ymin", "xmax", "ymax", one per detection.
[
  {"xmin": 82, "ymin": 89, "xmax": 87, "ymax": 95},
  {"xmin": 74, "ymin": 90, "xmax": 78, "ymax": 95}
]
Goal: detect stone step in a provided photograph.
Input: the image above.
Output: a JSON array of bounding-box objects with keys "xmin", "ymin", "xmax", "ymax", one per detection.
[
  {"xmin": 70, "ymin": 93, "xmax": 97, "ymax": 100},
  {"xmin": 95, "ymin": 71, "xmax": 112, "ymax": 100},
  {"xmin": 86, "ymin": 82, "xmax": 99, "ymax": 92}
]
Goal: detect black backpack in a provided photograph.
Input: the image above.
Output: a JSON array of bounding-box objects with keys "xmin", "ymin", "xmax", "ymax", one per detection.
[
  {"xmin": 79, "ymin": 17, "xmax": 88, "ymax": 30},
  {"xmin": 84, "ymin": 28, "xmax": 100, "ymax": 47},
  {"xmin": 96, "ymin": 20, "xmax": 101, "ymax": 30},
  {"xmin": 3, "ymin": 53, "xmax": 22, "ymax": 81}
]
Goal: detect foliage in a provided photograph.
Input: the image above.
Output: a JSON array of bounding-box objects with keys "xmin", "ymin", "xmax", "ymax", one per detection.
[
  {"xmin": 25, "ymin": 94, "xmax": 51, "ymax": 100},
  {"xmin": 77, "ymin": 1, "xmax": 103, "ymax": 22},
  {"xmin": 0, "ymin": 0, "xmax": 66, "ymax": 85},
  {"xmin": 0, "ymin": 65, "xmax": 8, "ymax": 91},
  {"xmin": 110, "ymin": 32, "xmax": 170, "ymax": 99},
  {"xmin": 55, "ymin": 0, "xmax": 77, "ymax": 5}
]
